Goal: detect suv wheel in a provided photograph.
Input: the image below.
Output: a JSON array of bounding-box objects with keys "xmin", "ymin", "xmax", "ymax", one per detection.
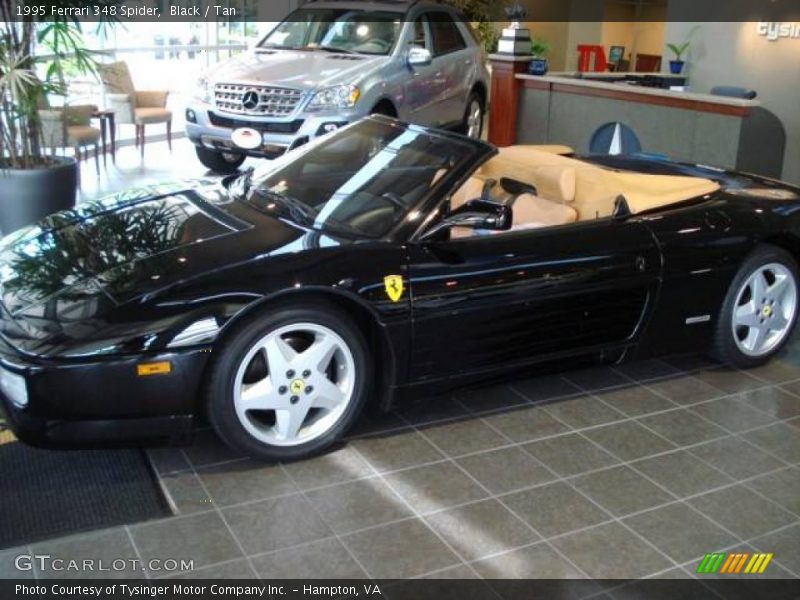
[
  {"xmin": 462, "ymin": 93, "xmax": 485, "ymax": 139},
  {"xmin": 196, "ymin": 146, "xmax": 246, "ymax": 174}
]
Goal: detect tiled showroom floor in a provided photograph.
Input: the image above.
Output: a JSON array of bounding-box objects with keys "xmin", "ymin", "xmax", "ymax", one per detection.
[
  {"xmin": 0, "ymin": 141, "xmax": 798, "ymax": 587},
  {"xmin": 3, "ymin": 348, "xmax": 798, "ymax": 583}
]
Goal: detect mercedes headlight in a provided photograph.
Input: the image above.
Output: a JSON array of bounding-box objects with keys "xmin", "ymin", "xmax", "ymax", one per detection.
[
  {"xmin": 193, "ymin": 75, "xmax": 212, "ymax": 103},
  {"xmin": 308, "ymin": 84, "xmax": 361, "ymax": 111}
]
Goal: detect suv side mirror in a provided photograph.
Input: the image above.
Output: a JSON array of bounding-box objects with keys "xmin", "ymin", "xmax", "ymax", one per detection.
[
  {"xmin": 421, "ymin": 199, "xmax": 512, "ymax": 240},
  {"xmin": 408, "ymin": 46, "xmax": 432, "ymax": 67}
]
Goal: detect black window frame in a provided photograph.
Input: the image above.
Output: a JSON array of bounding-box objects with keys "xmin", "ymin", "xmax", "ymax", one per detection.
[{"xmin": 409, "ymin": 14, "xmax": 432, "ymax": 52}]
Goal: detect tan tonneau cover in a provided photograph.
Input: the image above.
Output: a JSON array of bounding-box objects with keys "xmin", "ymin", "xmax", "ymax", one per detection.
[{"xmin": 482, "ymin": 146, "xmax": 720, "ymax": 220}]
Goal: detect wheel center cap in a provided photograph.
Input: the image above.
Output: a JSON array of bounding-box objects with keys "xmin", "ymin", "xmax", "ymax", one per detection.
[
  {"xmin": 762, "ymin": 305, "xmax": 773, "ymax": 318},
  {"xmin": 289, "ymin": 378, "xmax": 305, "ymax": 395}
]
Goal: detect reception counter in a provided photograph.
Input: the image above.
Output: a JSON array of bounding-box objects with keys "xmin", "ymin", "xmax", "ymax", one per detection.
[{"xmin": 488, "ymin": 55, "xmax": 786, "ymax": 178}]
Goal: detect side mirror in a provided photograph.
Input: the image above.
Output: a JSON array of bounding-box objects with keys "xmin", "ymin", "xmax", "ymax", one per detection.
[
  {"xmin": 408, "ymin": 46, "xmax": 432, "ymax": 67},
  {"xmin": 421, "ymin": 199, "xmax": 512, "ymax": 240}
]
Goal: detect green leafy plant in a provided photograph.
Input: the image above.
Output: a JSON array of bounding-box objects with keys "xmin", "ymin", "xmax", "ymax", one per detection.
[
  {"xmin": 0, "ymin": 0, "xmax": 119, "ymax": 169},
  {"xmin": 666, "ymin": 41, "xmax": 690, "ymax": 61},
  {"xmin": 2, "ymin": 196, "xmax": 184, "ymax": 302},
  {"xmin": 667, "ymin": 25, "xmax": 701, "ymax": 61},
  {"xmin": 531, "ymin": 36, "xmax": 550, "ymax": 58},
  {"xmin": 444, "ymin": 0, "xmax": 501, "ymax": 53}
]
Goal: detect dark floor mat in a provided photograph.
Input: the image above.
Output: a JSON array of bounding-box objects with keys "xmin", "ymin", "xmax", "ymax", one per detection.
[{"xmin": 0, "ymin": 435, "xmax": 170, "ymax": 549}]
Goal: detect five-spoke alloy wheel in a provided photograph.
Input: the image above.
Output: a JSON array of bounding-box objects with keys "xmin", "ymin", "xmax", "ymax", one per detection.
[
  {"xmin": 207, "ymin": 304, "xmax": 370, "ymax": 460},
  {"xmin": 731, "ymin": 262, "xmax": 797, "ymax": 357},
  {"xmin": 714, "ymin": 245, "xmax": 799, "ymax": 367}
]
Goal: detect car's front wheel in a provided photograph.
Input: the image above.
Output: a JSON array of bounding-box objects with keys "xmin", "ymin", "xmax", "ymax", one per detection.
[
  {"xmin": 713, "ymin": 245, "xmax": 799, "ymax": 367},
  {"xmin": 195, "ymin": 146, "xmax": 246, "ymax": 174},
  {"xmin": 206, "ymin": 304, "xmax": 370, "ymax": 461}
]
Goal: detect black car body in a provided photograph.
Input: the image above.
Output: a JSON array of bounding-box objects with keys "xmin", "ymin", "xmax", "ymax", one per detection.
[{"xmin": 1, "ymin": 116, "xmax": 799, "ymax": 449}]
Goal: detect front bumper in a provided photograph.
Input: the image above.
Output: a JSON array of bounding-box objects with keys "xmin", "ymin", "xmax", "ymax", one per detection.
[
  {"xmin": 0, "ymin": 342, "xmax": 210, "ymax": 448},
  {"xmin": 186, "ymin": 102, "xmax": 358, "ymax": 158}
]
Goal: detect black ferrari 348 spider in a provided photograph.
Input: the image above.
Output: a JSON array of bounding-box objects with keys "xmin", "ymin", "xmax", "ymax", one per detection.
[{"xmin": 1, "ymin": 116, "xmax": 799, "ymax": 460}]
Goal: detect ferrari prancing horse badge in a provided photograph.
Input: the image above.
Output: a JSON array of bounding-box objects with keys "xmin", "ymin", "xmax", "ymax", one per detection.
[{"xmin": 384, "ymin": 275, "xmax": 404, "ymax": 302}]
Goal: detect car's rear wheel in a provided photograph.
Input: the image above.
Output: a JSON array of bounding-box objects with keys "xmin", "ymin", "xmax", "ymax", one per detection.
[
  {"xmin": 462, "ymin": 93, "xmax": 485, "ymax": 140},
  {"xmin": 196, "ymin": 146, "xmax": 246, "ymax": 174},
  {"xmin": 712, "ymin": 245, "xmax": 799, "ymax": 367},
  {"xmin": 206, "ymin": 304, "xmax": 370, "ymax": 461}
]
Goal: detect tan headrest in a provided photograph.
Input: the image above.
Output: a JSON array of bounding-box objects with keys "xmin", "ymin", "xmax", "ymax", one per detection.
[
  {"xmin": 531, "ymin": 166, "xmax": 576, "ymax": 204},
  {"xmin": 480, "ymin": 150, "xmax": 576, "ymax": 204}
]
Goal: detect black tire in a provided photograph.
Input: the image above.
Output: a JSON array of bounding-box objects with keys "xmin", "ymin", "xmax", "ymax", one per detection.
[
  {"xmin": 711, "ymin": 244, "xmax": 799, "ymax": 368},
  {"xmin": 460, "ymin": 91, "xmax": 485, "ymax": 139},
  {"xmin": 205, "ymin": 303, "xmax": 371, "ymax": 461},
  {"xmin": 195, "ymin": 146, "xmax": 246, "ymax": 174}
]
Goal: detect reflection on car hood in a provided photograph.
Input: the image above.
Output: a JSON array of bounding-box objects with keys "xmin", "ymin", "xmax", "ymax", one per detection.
[
  {"xmin": 0, "ymin": 181, "xmax": 348, "ymax": 356},
  {"xmin": 207, "ymin": 50, "xmax": 386, "ymax": 91},
  {"xmin": 0, "ymin": 179, "xmax": 349, "ymax": 313}
]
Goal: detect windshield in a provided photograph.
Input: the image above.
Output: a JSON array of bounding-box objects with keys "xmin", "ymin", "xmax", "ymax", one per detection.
[
  {"xmin": 238, "ymin": 119, "xmax": 482, "ymax": 238},
  {"xmin": 259, "ymin": 9, "xmax": 403, "ymax": 56}
]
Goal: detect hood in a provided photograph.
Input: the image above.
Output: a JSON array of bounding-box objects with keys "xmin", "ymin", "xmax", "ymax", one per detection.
[
  {"xmin": 207, "ymin": 49, "xmax": 386, "ymax": 91},
  {"xmin": 0, "ymin": 182, "xmax": 346, "ymax": 316},
  {"xmin": 0, "ymin": 183, "xmax": 349, "ymax": 356}
]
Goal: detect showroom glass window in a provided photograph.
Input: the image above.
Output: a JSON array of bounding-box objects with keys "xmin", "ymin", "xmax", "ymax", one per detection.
[
  {"xmin": 428, "ymin": 13, "xmax": 467, "ymax": 56},
  {"xmin": 259, "ymin": 9, "xmax": 403, "ymax": 55},
  {"xmin": 243, "ymin": 120, "xmax": 478, "ymax": 238}
]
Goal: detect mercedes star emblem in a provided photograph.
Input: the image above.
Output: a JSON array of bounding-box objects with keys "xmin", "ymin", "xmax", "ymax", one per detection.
[{"xmin": 241, "ymin": 90, "xmax": 260, "ymax": 111}]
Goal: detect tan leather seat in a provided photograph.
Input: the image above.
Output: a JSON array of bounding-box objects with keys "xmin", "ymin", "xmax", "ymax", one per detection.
[
  {"xmin": 511, "ymin": 194, "xmax": 578, "ymax": 228},
  {"xmin": 134, "ymin": 107, "xmax": 173, "ymax": 125},
  {"xmin": 480, "ymin": 146, "xmax": 720, "ymax": 221},
  {"xmin": 451, "ymin": 176, "xmax": 485, "ymax": 209}
]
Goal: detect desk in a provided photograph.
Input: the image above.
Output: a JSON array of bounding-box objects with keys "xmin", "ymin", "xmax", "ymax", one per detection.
[{"xmin": 492, "ymin": 66, "xmax": 784, "ymax": 178}]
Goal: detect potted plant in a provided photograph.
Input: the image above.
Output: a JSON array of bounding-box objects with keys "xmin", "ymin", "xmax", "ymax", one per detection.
[
  {"xmin": 528, "ymin": 36, "xmax": 551, "ymax": 76},
  {"xmin": 666, "ymin": 41, "xmax": 690, "ymax": 74},
  {"xmin": 666, "ymin": 26, "xmax": 700, "ymax": 75},
  {"xmin": 0, "ymin": 3, "xmax": 115, "ymax": 234}
]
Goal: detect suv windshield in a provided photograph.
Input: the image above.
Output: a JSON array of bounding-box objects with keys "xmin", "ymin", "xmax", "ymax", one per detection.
[
  {"xmin": 259, "ymin": 9, "xmax": 403, "ymax": 56},
  {"xmin": 238, "ymin": 119, "xmax": 483, "ymax": 238}
]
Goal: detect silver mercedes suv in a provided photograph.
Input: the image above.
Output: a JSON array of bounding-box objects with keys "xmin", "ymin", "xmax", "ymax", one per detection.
[{"xmin": 186, "ymin": 0, "xmax": 490, "ymax": 173}]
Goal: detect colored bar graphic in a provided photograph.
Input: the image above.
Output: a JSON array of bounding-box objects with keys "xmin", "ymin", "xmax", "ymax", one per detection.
[
  {"xmin": 698, "ymin": 552, "xmax": 774, "ymax": 574},
  {"xmin": 720, "ymin": 553, "xmax": 737, "ymax": 573}
]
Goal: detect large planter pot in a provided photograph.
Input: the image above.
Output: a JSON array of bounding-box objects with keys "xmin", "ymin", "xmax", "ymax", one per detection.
[
  {"xmin": 669, "ymin": 60, "xmax": 685, "ymax": 74},
  {"xmin": 0, "ymin": 157, "xmax": 77, "ymax": 235}
]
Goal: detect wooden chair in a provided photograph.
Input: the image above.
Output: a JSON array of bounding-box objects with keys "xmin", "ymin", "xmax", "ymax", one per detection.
[
  {"xmin": 97, "ymin": 61, "xmax": 172, "ymax": 159},
  {"xmin": 38, "ymin": 104, "xmax": 101, "ymax": 175},
  {"xmin": 634, "ymin": 54, "xmax": 662, "ymax": 73}
]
